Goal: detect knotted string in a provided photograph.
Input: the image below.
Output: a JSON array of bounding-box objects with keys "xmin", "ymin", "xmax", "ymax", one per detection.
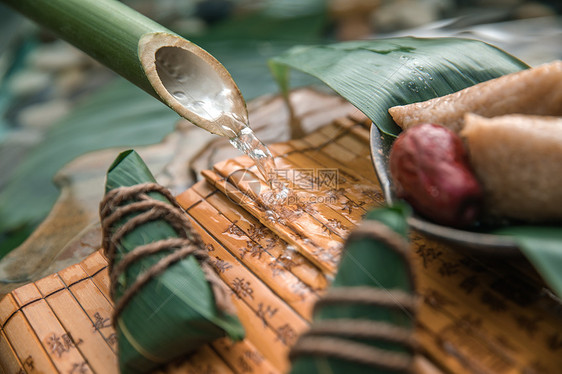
[
  {"xmin": 100, "ymin": 182, "xmax": 233, "ymax": 326},
  {"xmin": 290, "ymin": 219, "xmax": 417, "ymax": 372}
]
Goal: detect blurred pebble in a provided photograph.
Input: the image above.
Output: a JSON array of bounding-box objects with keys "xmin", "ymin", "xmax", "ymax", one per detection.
[
  {"xmin": 514, "ymin": 2, "xmax": 557, "ymax": 19},
  {"xmin": 0, "ymin": 129, "xmax": 44, "ymax": 189},
  {"xmin": 8, "ymin": 70, "xmax": 51, "ymax": 97},
  {"xmin": 28, "ymin": 41, "xmax": 89, "ymax": 72},
  {"xmin": 55, "ymin": 67, "xmax": 87, "ymax": 97},
  {"xmin": 18, "ymin": 100, "xmax": 70, "ymax": 130},
  {"xmin": 477, "ymin": 0, "xmax": 523, "ymax": 6},
  {"xmin": 372, "ymin": 0, "xmax": 442, "ymax": 32},
  {"xmin": 171, "ymin": 17, "xmax": 207, "ymax": 36}
]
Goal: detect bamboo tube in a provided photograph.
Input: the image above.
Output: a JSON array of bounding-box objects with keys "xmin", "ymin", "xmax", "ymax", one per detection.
[{"xmin": 2, "ymin": 0, "xmax": 247, "ymax": 135}]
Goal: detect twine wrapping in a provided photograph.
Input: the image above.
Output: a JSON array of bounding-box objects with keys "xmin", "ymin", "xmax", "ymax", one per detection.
[
  {"xmin": 290, "ymin": 219, "xmax": 417, "ymax": 372},
  {"xmin": 100, "ymin": 182, "xmax": 233, "ymax": 325}
]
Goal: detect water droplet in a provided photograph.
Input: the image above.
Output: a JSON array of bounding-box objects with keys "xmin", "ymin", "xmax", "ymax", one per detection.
[{"xmin": 173, "ymin": 91, "xmax": 186, "ymax": 100}]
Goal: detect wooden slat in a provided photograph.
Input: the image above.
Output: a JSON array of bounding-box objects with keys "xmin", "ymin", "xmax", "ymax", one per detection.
[
  {"xmin": 1, "ymin": 294, "xmax": 58, "ymax": 374},
  {"xmin": 0, "ymin": 330, "xmax": 24, "ymax": 374},
  {"xmin": 36, "ymin": 274, "xmax": 118, "ymax": 374}
]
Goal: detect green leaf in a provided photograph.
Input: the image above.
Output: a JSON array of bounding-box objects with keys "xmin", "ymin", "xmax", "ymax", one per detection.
[
  {"xmin": 494, "ymin": 226, "xmax": 562, "ymax": 298},
  {"xmin": 0, "ymin": 78, "xmax": 177, "ymax": 257},
  {"xmin": 105, "ymin": 150, "xmax": 244, "ymax": 374},
  {"xmin": 269, "ymin": 37, "xmax": 529, "ymax": 136},
  {"xmin": 291, "ymin": 204, "xmax": 415, "ymax": 374}
]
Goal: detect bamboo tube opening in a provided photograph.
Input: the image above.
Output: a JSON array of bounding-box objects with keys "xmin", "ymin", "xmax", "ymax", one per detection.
[
  {"xmin": 155, "ymin": 47, "xmax": 228, "ymax": 120},
  {"xmin": 139, "ymin": 32, "xmax": 248, "ymax": 137}
]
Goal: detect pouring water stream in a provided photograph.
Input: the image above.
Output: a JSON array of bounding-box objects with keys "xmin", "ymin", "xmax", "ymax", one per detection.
[{"xmin": 149, "ymin": 41, "xmax": 286, "ymax": 200}]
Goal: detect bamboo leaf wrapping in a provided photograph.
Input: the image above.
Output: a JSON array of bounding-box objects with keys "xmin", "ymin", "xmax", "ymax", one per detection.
[
  {"xmin": 104, "ymin": 150, "xmax": 244, "ymax": 374},
  {"xmin": 291, "ymin": 205, "xmax": 415, "ymax": 373}
]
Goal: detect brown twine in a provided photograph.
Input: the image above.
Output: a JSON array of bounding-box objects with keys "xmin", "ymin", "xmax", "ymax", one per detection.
[
  {"xmin": 290, "ymin": 336, "xmax": 413, "ymax": 372},
  {"xmin": 99, "ymin": 183, "xmax": 234, "ymax": 326},
  {"xmin": 290, "ymin": 218, "xmax": 417, "ymax": 372},
  {"xmin": 313, "ymin": 287, "xmax": 416, "ymax": 315},
  {"xmin": 304, "ymin": 319, "xmax": 416, "ymax": 348}
]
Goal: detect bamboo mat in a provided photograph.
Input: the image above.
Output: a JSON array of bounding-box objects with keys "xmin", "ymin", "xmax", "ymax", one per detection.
[{"xmin": 1, "ymin": 113, "xmax": 562, "ymax": 373}]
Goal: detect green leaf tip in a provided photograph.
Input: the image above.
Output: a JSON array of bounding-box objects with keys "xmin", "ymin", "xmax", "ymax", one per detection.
[
  {"xmin": 105, "ymin": 149, "xmax": 157, "ymax": 193},
  {"xmin": 101, "ymin": 149, "xmax": 244, "ymax": 373},
  {"xmin": 269, "ymin": 36, "xmax": 528, "ymax": 136},
  {"xmin": 108, "ymin": 149, "xmax": 136, "ymax": 173},
  {"xmin": 290, "ymin": 205, "xmax": 416, "ymax": 374}
]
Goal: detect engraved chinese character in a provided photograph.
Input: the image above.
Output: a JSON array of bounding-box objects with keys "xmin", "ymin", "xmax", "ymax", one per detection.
[
  {"xmin": 341, "ymin": 198, "xmax": 365, "ymax": 214},
  {"xmin": 232, "ymin": 277, "xmax": 254, "ymax": 299},
  {"xmin": 276, "ymin": 324, "xmax": 297, "ymax": 346},
  {"xmin": 256, "ymin": 303, "xmax": 278, "ymax": 327},
  {"xmin": 270, "ymin": 253, "xmax": 298, "ymax": 277},
  {"xmin": 245, "ymin": 241, "xmax": 266, "ymax": 260},
  {"xmin": 247, "ymin": 224, "xmax": 268, "ymax": 241},
  {"xmin": 481, "ymin": 291, "xmax": 507, "ymax": 312},
  {"xmin": 70, "ymin": 362, "xmax": 89, "ymax": 374},
  {"xmin": 415, "ymin": 244, "xmax": 442, "ymax": 268},
  {"xmin": 212, "ymin": 257, "xmax": 232, "ymax": 274},
  {"xmin": 513, "ymin": 314, "xmax": 540, "ymax": 338},
  {"xmin": 438, "ymin": 261, "xmax": 459, "ymax": 277},
  {"xmin": 63, "ymin": 333, "xmax": 83, "ymax": 349},
  {"xmin": 238, "ymin": 356, "xmax": 253, "ymax": 373},
  {"xmin": 459, "ymin": 275, "xmax": 479, "ymax": 294},
  {"xmin": 290, "ymin": 281, "xmax": 308, "ymax": 300},
  {"xmin": 106, "ymin": 333, "xmax": 118, "ymax": 346},
  {"xmin": 244, "ymin": 349, "xmax": 264, "ymax": 365},
  {"xmin": 423, "ymin": 289, "xmax": 455, "ymax": 310},
  {"xmin": 192, "ymin": 363, "xmax": 218, "ymax": 374},
  {"xmin": 92, "ymin": 312, "xmax": 111, "ymax": 331},
  {"xmin": 361, "ymin": 188, "xmax": 383, "ymax": 202},
  {"xmin": 322, "ymin": 218, "xmax": 345, "ymax": 233},
  {"xmin": 224, "ymin": 223, "xmax": 245, "ymax": 237},
  {"xmin": 23, "ymin": 355, "xmax": 34, "ymax": 370},
  {"xmin": 45, "ymin": 333, "xmax": 68, "ymax": 358}
]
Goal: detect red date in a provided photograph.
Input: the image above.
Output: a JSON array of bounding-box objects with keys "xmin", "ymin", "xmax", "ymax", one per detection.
[{"xmin": 389, "ymin": 123, "xmax": 483, "ymax": 227}]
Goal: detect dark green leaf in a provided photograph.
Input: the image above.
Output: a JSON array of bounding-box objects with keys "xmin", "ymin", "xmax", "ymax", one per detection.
[
  {"xmin": 269, "ymin": 37, "xmax": 528, "ymax": 136},
  {"xmin": 106, "ymin": 150, "xmax": 244, "ymax": 374},
  {"xmin": 494, "ymin": 226, "xmax": 562, "ymax": 297},
  {"xmin": 291, "ymin": 204, "xmax": 414, "ymax": 374}
]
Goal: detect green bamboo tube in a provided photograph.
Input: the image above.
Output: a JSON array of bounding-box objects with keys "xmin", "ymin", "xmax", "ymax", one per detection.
[{"xmin": 2, "ymin": 0, "xmax": 248, "ymax": 136}]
